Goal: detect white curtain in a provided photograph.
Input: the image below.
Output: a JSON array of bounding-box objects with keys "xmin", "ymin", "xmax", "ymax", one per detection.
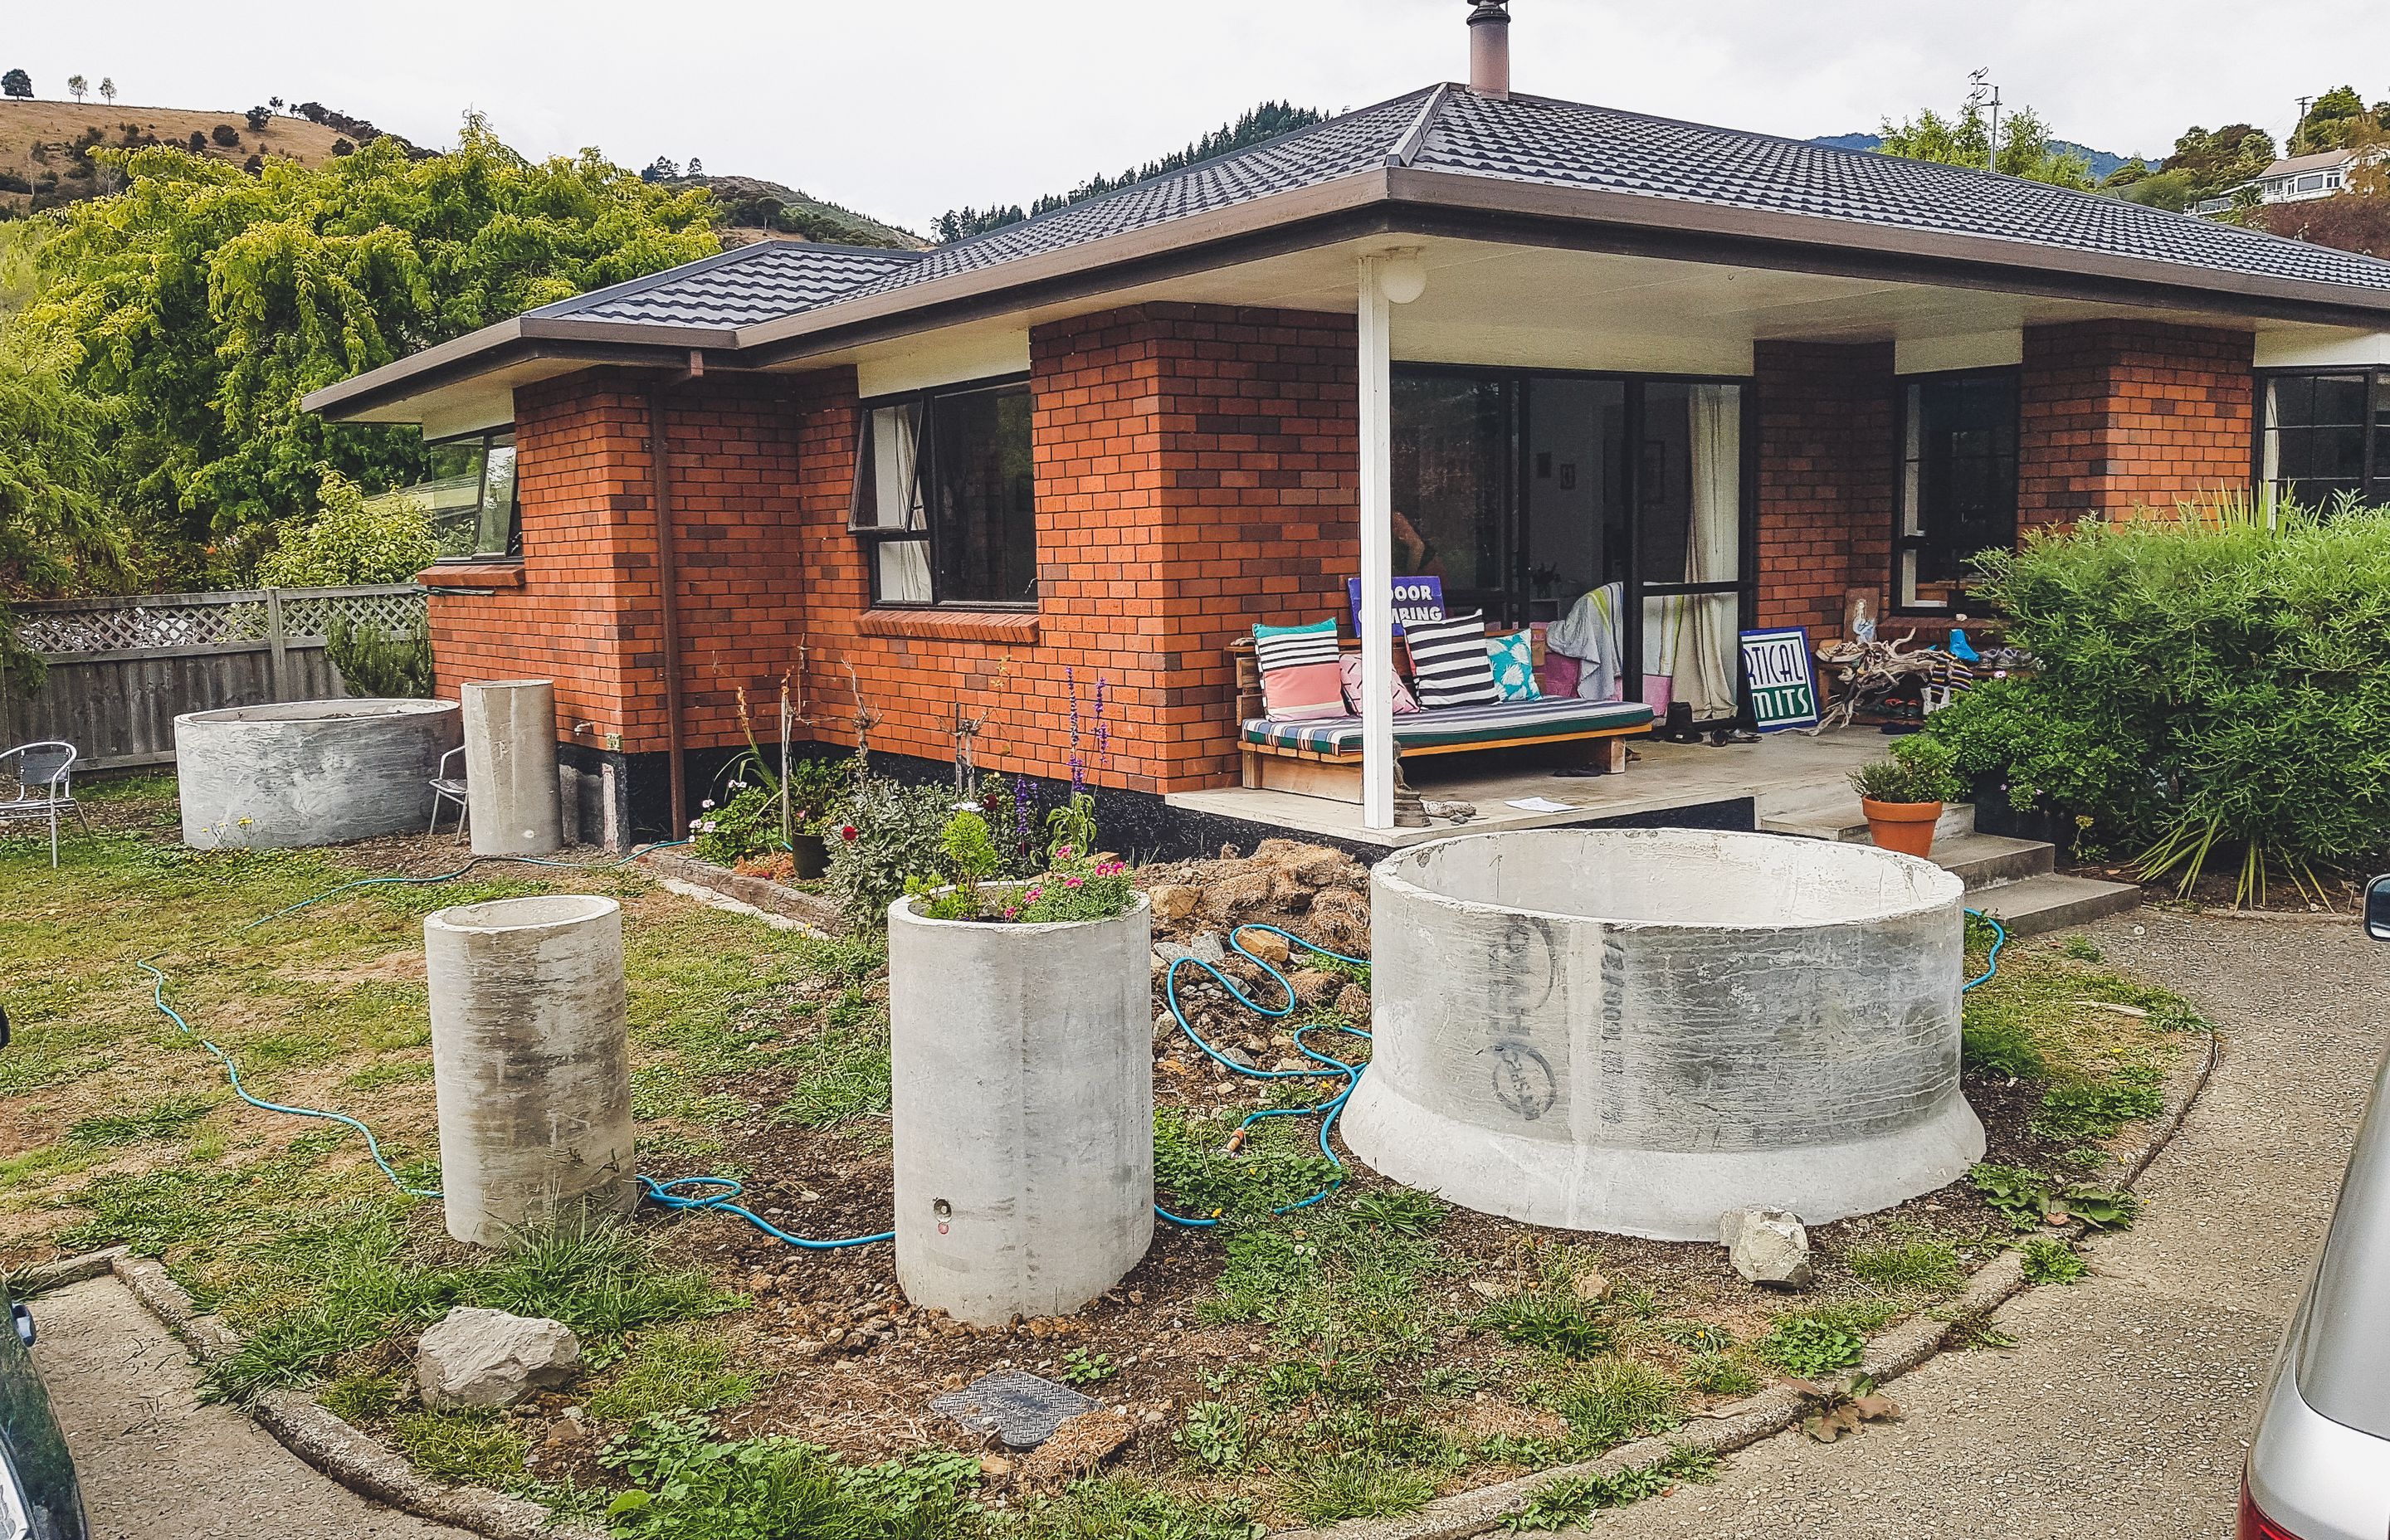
[
  {"xmin": 1640, "ymin": 386, "xmax": 1740, "ymax": 719},
  {"xmin": 866, "ymin": 403, "xmax": 932, "ymax": 602},
  {"xmin": 2260, "ymin": 379, "xmax": 2280, "ymax": 526}
]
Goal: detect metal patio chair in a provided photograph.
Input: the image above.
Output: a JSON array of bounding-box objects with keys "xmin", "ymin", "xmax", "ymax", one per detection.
[
  {"xmin": 428, "ymin": 746, "xmax": 470, "ymax": 841},
  {"xmin": 0, "ymin": 741, "xmax": 86, "ymax": 869}
]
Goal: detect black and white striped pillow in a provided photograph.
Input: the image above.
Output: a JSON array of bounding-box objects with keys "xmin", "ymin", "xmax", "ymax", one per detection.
[
  {"xmin": 1252, "ymin": 619, "xmax": 1339, "ymax": 675},
  {"xmin": 1403, "ymin": 609, "xmax": 1500, "ymax": 709}
]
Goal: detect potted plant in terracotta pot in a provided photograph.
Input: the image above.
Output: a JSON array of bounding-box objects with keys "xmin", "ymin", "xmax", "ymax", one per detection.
[
  {"xmin": 884, "ymin": 805, "xmax": 1154, "ymax": 1325},
  {"xmin": 1848, "ymin": 734, "xmax": 1966, "ymax": 858}
]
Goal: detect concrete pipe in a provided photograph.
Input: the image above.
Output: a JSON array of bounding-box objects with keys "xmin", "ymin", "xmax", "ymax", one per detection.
[
  {"xmin": 1342, "ymin": 827, "xmax": 1982, "ymax": 1240},
  {"xmin": 461, "ymin": 679, "xmax": 562, "ymax": 856},
  {"xmin": 176, "ymin": 699, "xmax": 461, "ymax": 849},
  {"xmin": 425, "ymin": 894, "xmax": 637, "ymax": 1246},
  {"xmin": 889, "ymin": 893, "xmax": 1154, "ymax": 1325}
]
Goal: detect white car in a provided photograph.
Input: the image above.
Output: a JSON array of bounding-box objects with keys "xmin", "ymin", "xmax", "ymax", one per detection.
[{"xmin": 2238, "ymin": 875, "xmax": 2390, "ymax": 1539}]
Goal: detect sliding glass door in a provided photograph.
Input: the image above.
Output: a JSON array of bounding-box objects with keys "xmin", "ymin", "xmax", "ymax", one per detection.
[{"xmin": 1391, "ymin": 367, "xmax": 1750, "ymax": 722}]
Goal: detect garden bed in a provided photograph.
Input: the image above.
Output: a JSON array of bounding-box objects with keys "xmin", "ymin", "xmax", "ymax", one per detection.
[{"xmin": 0, "ymin": 787, "xmax": 2208, "ymax": 1538}]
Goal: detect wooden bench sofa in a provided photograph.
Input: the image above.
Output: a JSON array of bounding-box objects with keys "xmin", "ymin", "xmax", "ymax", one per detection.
[{"xmin": 1229, "ymin": 636, "xmax": 1656, "ymax": 803}]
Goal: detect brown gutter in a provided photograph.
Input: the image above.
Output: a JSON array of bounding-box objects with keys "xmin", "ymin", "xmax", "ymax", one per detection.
[{"xmin": 645, "ymin": 378, "xmax": 690, "ymax": 835}]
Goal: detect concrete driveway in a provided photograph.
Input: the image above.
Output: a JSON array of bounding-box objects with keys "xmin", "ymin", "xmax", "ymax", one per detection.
[{"xmin": 1600, "ymin": 907, "xmax": 2390, "ymax": 1539}]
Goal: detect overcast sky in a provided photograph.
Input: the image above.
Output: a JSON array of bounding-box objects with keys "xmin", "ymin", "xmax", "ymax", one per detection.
[{"xmin": 10, "ymin": 2, "xmax": 2384, "ymax": 234}]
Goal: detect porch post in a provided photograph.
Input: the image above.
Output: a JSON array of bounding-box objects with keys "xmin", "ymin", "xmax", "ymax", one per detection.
[{"xmin": 1357, "ymin": 255, "xmax": 1397, "ymax": 830}]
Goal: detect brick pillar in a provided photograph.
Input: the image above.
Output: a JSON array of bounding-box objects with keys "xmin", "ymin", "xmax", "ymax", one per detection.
[
  {"xmin": 1753, "ymin": 341, "xmax": 1895, "ymax": 633},
  {"xmin": 2018, "ymin": 321, "xmax": 2256, "ymax": 524}
]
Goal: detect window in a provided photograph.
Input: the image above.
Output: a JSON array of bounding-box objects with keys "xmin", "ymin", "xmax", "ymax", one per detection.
[
  {"xmin": 1897, "ymin": 371, "xmax": 2018, "ymax": 611},
  {"xmin": 2261, "ymin": 370, "xmax": 2387, "ymax": 513},
  {"xmin": 850, "ymin": 378, "xmax": 1036, "ymax": 607},
  {"xmin": 422, "ymin": 428, "xmax": 519, "ymax": 561}
]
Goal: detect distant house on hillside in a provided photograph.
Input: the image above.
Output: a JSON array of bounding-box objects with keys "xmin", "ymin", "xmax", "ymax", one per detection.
[{"xmin": 2195, "ymin": 145, "xmax": 2387, "ymax": 214}]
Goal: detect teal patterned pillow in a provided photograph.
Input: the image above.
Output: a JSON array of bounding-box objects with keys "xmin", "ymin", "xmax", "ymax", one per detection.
[{"xmin": 1486, "ymin": 630, "xmax": 1541, "ymax": 701}]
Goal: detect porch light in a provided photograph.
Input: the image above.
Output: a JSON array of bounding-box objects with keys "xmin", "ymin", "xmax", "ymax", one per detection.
[{"xmin": 1378, "ymin": 248, "xmax": 1428, "ymax": 305}]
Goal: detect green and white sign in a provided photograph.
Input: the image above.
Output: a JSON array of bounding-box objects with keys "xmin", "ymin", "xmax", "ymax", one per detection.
[{"xmin": 1740, "ymin": 626, "xmax": 1821, "ymax": 732}]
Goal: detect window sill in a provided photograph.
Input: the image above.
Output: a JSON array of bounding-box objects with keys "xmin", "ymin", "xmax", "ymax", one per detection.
[
  {"xmin": 856, "ymin": 608, "xmax": 1040, "ymax": 644},
  {"xmin": 417, "ymin": 562, "xmax": 524, "ymax": 590}
]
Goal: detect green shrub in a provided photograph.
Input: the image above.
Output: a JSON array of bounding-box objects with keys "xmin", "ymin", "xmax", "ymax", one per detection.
[
  {"xmin": 825, "ymin": 776, "xmax": 953, "ymax": 931},
  {"xmin": 1923, "ymin": 499, "xmax": 2390, "ymax": 900},
  {"xmin": 690, "ymin": 782, "xmax": 780, "ymax": 866},
  {"xmin": 1849, "ymin": 733, "xmax": 1965, "ymax": 804},
  {"xmin": 257, "ymin": 472, "xmax": 436, "ymax": 587}
]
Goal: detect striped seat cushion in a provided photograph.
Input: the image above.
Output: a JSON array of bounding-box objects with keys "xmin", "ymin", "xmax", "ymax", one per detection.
[
  {"xmin": 1242, "ymin": 697, "xmax": 1656, "ymax": 758},
  {"xmin": 1402, "ymin": 609, "xmax": 1501, "ymax": 709}
]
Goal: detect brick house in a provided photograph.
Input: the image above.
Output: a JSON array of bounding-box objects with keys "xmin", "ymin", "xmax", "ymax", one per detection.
[{"xmin": 305, "ymin": 12, "xmax": 2390, "ymax": 847}]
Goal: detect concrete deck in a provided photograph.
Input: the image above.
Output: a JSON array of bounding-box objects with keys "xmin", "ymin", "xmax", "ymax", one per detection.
[{"xmin": 1165, "ymin": 728, "xmax": 1889, "ymax": 850}]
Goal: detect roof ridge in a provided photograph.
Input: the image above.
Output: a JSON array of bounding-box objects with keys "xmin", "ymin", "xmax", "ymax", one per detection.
[{"xmin": 1388, "ymin": 81, "xmax": 1453, "ymax": 168}]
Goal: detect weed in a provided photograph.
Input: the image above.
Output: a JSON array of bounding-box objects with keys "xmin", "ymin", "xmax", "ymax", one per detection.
[
  {"xmin": 1281, "ymin": 1459, "xmax": 1436, "ymax": 1524},
  {"xmin": 1419, "ymin": 1364, "xmax": 1484, "ymax": 1398},
  {"xmin": 343, "ymin": 1060, "xmax": 435, "ymax": 1090},
  {"xmin": 1057, "ymin": 1348, "xmax": 1118, "ymax": 1387},
  {"xmin": 66, "ymin": 1094, "xmax": 217, "ymax": 1148},
  {"xmin": 464, "ymin": 1222, "xmax": 734, "ymax": 1338},
  {"xmin": 2018, "ymin": 1236, "xmax": 2089, "ymax": 1285},
  {"xmin": 1156, "ymin": 1111, "xmax": 1340, "ymax": 1223},
  {"xmin": 389, "ymin": 1409, "xmax": 529, "ymax": 1485},
  {"xmin": 1969, "ymin": 1164, "xmax": 2140, "ymax": 1231},
  {"xmin": 2032, "ymin": 1068, "xmax": 2164, "ymax": 1144},
  {"xmin": 1651, "ymin": 1318, "xmax": 1734, "ymax": 1353},
  {"xmin": 1961, "ymin": 1018, "xmax": 2047, "ymax": 1079},
  {"xmin": 1844, "ymin": 1238, "xmax": 1963, "ymax": 1294},
  {"xmin": 1755, "ymin": 1310, "xmax": 1881, "ymax": 1379},
  {"xmin": 2056, "ymin": 934, "xmax": 2105, "ymax": 962},
  {"xmin": 1175, "ymin": 1401, "xmax": 1250, "ymax": 1469},
  {"xmin": 768, "ymin": 1020, "xmax": 892, "ymax": 1132},
  {"xmin": 1534, "ymin": 1357, "xmax": 1682, "ymax": 1448},
  {"xmin": 601, "ymin": 1415, "xmax": 979, "ymax": 1539},
  {"xmin": 1476, "ymin": 1290, "xmax": 1613, "ymax": 1360},
  {"xmin": 587, "ymin": 1328, "xmax": 758, "ymax": 1422},
  {"xmin": 1496, "ymin": 1447, "xmax": 1717, "ymax": 1532},
  {"xmin": 1792, "ymin": 1374, "xmax": 1901, "ymax": 1442},
  {"xmin": 988, "ymin": 1475, "xmax": 1256, "ymax": 1540},
  {"xmin": 319, "ymin": 1371, "xmax": 401, "ymax": 1424},
  {"xmin": 1683, "ymin": 1352, "xmax": 1759, "ymax": 1397},
  {"xmin": 1343, "ymin": 1188, "xmax": 1447, "ymax": 1236}
]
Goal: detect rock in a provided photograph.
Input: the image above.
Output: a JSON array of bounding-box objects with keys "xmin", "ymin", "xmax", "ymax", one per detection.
[
  {"xmin": 1333, "ymin": 983, "xmax": 1371, "ymax": 1020},
  {"xmin": 1217, "ymin": 1044, "xmax": 1260, "ymax": 1070},
  {"xmin": 1154, "ymin": 1011, "xmax": 1180, "ymax": 1043},
  {"xmin": 1571, "ymin": 1269, "xmax": 1612, "ymax": 1303},
  {"xmin": 1287, "ymin": 968, "xmax": 1340, "ymax": 1005},
  {"xmin": 416, "ymin": 1307, "xmax": 581, "ymax": 1410},
  {"xmin": 1149, "ymin": 884, "xmax": 1201, "ymax": 923},
  {"xmin": 1241, "ymin": 929, "xmax": 1291, "ymax": 967},
  {"xmin": 1200, "ymin": 870, "xmax": 1275, "ymax": 920},
  {"xmin": 1719, "ymin": 1207, "xmax": 1812, "ymax": 1289},
  {"xmin": 979, "ymin": 1455, "xmax": 1013, "ymax": 1480},
  {"xmin": 1153, "ymin": 933, "xmax": 1227, "ymax": 970},
  {"xmin": 1467, "ymin": 1278, "xmax": 1514, "ymax": 1300}
]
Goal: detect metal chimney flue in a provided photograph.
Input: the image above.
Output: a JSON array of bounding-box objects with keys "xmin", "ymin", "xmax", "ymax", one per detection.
[{"xmin": 1467, "ymin": 1, "xmax": 1511, "ymax": 100}]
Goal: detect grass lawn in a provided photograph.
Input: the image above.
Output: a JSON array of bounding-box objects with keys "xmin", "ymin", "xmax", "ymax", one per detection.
[{"xmin": 0, "ymin": 779, "xmax": 2203, "ymax": 1538}]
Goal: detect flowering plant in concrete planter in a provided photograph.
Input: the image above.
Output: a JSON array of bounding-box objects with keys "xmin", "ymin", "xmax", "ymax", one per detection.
[{"xmin": 910, "ymin": 808, "xmax": 1134, "ymax": 924}]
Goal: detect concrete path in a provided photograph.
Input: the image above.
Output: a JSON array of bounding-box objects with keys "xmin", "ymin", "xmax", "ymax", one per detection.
[
  {"xmin": 28, "ymin": 1274, "xmax": 471, "ymax": 1540},
  {"xmin": 1599, "ymin": 908, "xmax": 2390, "ymax": 1539}
]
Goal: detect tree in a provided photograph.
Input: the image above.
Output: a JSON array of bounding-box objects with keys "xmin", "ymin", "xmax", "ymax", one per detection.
[
  {"xmin": 640, "ymin": 156, "xmax": 680, "ymax": 182},
  {"xmin": 255, "ymin": 471, "xmax": 432, "ymax": 586},
  {"xmin": 211, "ymin": 124, "xmax": 241, "ymax": 148},
  {"xmin": 186, "ymin": 131, "xmax": 207, "ymax": 154},
  {"xmin": 268, "ymin": 96, "xmax": 284, "ymax": 113},
  {"xmin": 97, "ymin": 77, "xmax": 115, "ymax": 105},
  {"xmin": 66, "ymin": 74, "xmax": 86, "ymax": 103},
  {"xmin": 1878, "ymin": 94, "xmax": 2092, "ymax": 189},
  {"xmin": 245, "ymin": 105, "xmax": 270, "ymax": 133},
  {"xmin": 12, "ymin": 114, "xmax": 718, "ymax": 564},
  {"xmin": 2291, "ymin": 85, "xmax": 2370, "ymax": 154},
  {"xmin": 1, "ymin": 70, "xmax": 30, "ymax": 100},
  {"xmin": 686, "ymin": 156, "xmax": 703, "ymax": 177},
  {"xmin": 329, "ymin": 138, "xmax": 354, "ymax": 157},
  {"xmin": 0, "ymin": 345, "xmax": 127, "ymax": 688},
  {"xmin": 2162, "ymin": 123, "xmax": 2276, "ymax": 203}
]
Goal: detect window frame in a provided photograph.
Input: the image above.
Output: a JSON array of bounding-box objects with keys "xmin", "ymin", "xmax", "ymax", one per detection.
[
  {"xmin": 1891, "ymin": 366, "xmax": 2022, "ymax": 615},
  {"xmin": 849, "ymin": 373, "xmax": 1037, "ymax": 611},
  {"xmin": 424, "ymin": 426, "xmax": 522, "ymax": 563},
  {"xmin": 2255, "ymin": 366, "xmax": 2387, "ymax": 516}
]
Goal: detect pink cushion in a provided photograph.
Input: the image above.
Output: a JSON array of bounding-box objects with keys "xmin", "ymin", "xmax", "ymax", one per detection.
[
  {"xmin": 1339, "ymin": 653, "xmax": 1422, "ymax": 716},
  {"xmin": 1541, "ymin": 651, "xmax": 1582, "ymax": 698},
  {"xmin": 1264, "ymin": 660, "xmax": 1350, "ymax": 721}
]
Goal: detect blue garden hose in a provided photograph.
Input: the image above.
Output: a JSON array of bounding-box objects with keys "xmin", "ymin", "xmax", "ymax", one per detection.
[
  {"xmin": 1964, "ymin": 908, "xmax": 2007, "ymax": 992},
  {"xmin": 139, "ymin": 838, "xmax": 890, "ymax": 1250},
  {"xmin": 1153, "ymin": 923, "xmax": 1373, "ymax": 1229}
]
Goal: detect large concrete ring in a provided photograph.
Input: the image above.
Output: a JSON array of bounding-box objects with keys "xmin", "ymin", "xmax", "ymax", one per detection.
[
  {"xmin": 1341, "ymin": 827, "xmax": 1983, "ymax": 1240},
  {"xmin": 176, "ymin": 699, "xmax": 461, "ymax": 849}
]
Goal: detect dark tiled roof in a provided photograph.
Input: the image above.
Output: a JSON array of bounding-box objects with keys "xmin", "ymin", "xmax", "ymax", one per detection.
[
  {"xmin": 529, "ymin": 241, "xmax": 924, "ymax": 329},
  {"xmin": 1413, "ymin": 92, "xmax": 2390, "ymax": 292}
]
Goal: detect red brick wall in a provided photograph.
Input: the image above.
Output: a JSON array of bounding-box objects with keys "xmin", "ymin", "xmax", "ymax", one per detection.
[
  {"xmin": 2018, "ymin": 321, "xmax": 2256, "ymax": 524},
  {"xmin": 1752, "ymin": 341, "xmax": 1895, "ymax": 633}
]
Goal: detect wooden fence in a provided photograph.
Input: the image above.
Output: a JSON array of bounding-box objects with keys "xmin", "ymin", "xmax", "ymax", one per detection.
[{"xmin": 0, "ymin": 586, "xmax": 427, "ymax": 770}]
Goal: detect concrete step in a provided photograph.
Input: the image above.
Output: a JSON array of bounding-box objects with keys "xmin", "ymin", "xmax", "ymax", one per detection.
[
  {"xmin": 1966, "ymin": 871, "xmax": 2142, "ymax": 937},
  {"xmin": 1757, "ymin": 793, "xmax": 1977, "ymax": 845},
  {"xmin": 1932, "ymin": 832, "xmax": 2056, "ymax": 891}
]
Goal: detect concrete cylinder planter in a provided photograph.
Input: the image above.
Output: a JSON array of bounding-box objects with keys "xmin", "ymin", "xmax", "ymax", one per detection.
[
  {"xmin": 888, "ymin": 893, "xmax": 1154, "ymax": 1325},
  {"xmin": 461, "ymin": 680, "xmax": 562, "ymax": 857},
  {"xmin": 176, "ymin": 699, "xmax": 461, "ymax": 849},
  {"xmin": 425, "ymin": 894, "xmax": 637, "ymax": 1246},
  {"xmin": 1342, "ymin": 828, "xmax": 1981, "ymax": 1240}
]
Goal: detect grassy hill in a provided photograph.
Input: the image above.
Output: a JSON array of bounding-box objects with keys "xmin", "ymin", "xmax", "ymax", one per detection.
[
  {"xmin": 663, "ymin": 173, "xmax": 924, "ymax": 250},
  {"xmin": 1, "ymin": 100, "xmax": 358, "ymax": 214}
]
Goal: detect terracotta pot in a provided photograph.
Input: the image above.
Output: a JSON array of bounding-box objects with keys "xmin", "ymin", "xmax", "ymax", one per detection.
[{"xmin": 1861, "ymin": 797, "xmax": 1944, "ymax": 859}]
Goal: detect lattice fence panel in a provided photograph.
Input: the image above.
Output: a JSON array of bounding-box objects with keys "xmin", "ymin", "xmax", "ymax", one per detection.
[
  {"xmin": 17, "ymin": 586, "xmax": 423, "ymax": 655},
  {"xmin": 276, "ymin": 588, "xmax": 427, "ymax": 643}
]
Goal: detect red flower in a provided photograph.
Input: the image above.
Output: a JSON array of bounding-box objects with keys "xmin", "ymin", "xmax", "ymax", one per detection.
[{"xmin": 840, "ymin": 824, "xmax": 859, "ymax": 841}]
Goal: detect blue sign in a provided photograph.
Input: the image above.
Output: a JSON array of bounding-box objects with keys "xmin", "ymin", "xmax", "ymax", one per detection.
[
  {"xmin": 1739, "ymin": 626, "xmax": 1821, "ymax": 732},
  {"xmin": 1348, "ymin": 576, "xmax": 1446, "ymax": 636}
]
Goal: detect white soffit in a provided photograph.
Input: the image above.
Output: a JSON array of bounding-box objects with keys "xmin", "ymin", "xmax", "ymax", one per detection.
[
  {"xmin": 420, "ymin": 392, "xmax": 519, "ymax": 441},
  {"xmin": 854, "ymin": 327, "xmax": 1032, "ymax": 398},
  {"xmin": 1396, "ymin": 323, "xmax": 1753, "ymax": 378},
  {"xmin": 1895, "ymin": 329, "xmax": 2025, "ymax": 375},
  {"xmin": 2252, "ymin": 326, "xmax": 2390, "ymax": 368}
]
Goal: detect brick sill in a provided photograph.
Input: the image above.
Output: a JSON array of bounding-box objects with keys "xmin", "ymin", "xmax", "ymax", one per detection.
[
  {"xmin": 417, "ymin": 562, "xmax": 524, "ymax": 590},
  {"xmin": 856, "ymin": 608, "xmax": 1040, "ymax": 644}
]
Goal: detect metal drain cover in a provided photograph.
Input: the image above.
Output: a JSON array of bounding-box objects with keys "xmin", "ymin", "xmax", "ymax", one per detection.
[{"xmin": 930, "ymin": 1367, "xmax": 1100, "ymax": 1449}]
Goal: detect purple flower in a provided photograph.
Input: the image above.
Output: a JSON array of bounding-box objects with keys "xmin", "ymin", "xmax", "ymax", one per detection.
[{"xmin": 1094, "ymin": 676, "xmax": 1110, "ymax": 771}]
